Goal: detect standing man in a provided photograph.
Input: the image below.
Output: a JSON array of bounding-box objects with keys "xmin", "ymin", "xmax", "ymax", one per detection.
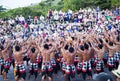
[
  {"xmin": 14, "ymin": 42, "xmax": 30, "ymax": 81},
  {"xmin": 40, "ymin": 43, "xmax": 54, "ymax": 81},
  {"xmin": 81, "ymin": 43, "xmax": 92, "ymax": 81},
  {"xmin": 2, "ymin": 41, "xmax": 11, "ymax": 81},
  {"xmin": 64, "ymin": 45, "xmax": 76, "ymax": 81},
  {"xmin": 28, "ymin": 42, "xmax": 39, "ymax": 81},
  {"xmin": 103, "ymin": 38, "xmax": 117, "ymax": 71},
  {"xmin": 76, "ymin": 44, "xmax": 84, "ymax": 78},
  {"xmin": 0, "ymin": 44, "xmax": 4, "ymax": 75},
  {"xmin": 91, "ymin": 42, "xmax": 105, "ymax": 73}
]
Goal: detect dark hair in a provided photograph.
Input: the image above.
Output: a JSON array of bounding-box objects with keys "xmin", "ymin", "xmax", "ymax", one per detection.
[
  {"xmin": 0, "ymin": 45, "xmax": 4, "ymax": 50},
  {"xmin": 109, "ymin": 42, "xmax": 113, "ymax": 46},
  {"xmin": 46, "ymin": 39, "xmax": 49, "ymax": 42},
  {"xmin": 69, "ymin": 47, "xmax": 74, "ymax": 53},
  {"xmin": 80, "ymin": 45, "xmax": 84, "ymax": 51},
  {"xmin": 117, "ymin": 36, "xmax": 119, "ymax": 42},
  {"xmin": 15, "ymin": 45, "xmax": 20, "ymax": 51},
  {"xmin": 88, "ymin": 42, "xmax": 91, "ymax": 47},
  {"xmin": 64, "ymin": 44, "xmax": 69, "ymax": 50},
  {"xmin": 94, "ymin": 72, "xmax": 113, "ymax": 81},
  {"xmin": 71, "ymin": 37, "xmax": 74, "ymax": 40},
  {"xmin": 105, "ymin": 39, "xmax": 108, "ymax": 43},
  {"xmin": 98, "ymin": 38, "xmax": 103, "ymax": 44},
  {"xmin": 31, "ymin": 47, "xmax": 35, "ymax": 53},
  {"xmin": 44, "ymin": 44, "xmax": 49, "ymax": 50},
  {"xmin": 1, "ymin": 39, "xmax": 5, "ymax": 44},
  {"xmin": 84, "ymin": 43, "xmax": 89, "ymax": 50},
  {"xmin": 98, "ymin": 44, "xmax": 103, "ymax": 49}
]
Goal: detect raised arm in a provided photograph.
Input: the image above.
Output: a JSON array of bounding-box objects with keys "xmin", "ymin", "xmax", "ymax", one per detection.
[
  {"xmin": 2, "ymin": 41, "xmax": 11, "ymax": 53},
  {"xmin": 20, "ymin": 42, "xmax": 31, "ymax": 54},
  {"xmin": 103, "ymin": 39, "xmax": 115, "ymax": 50},
  {"xmin": 90, "ymin": 40, "xmax": 99, "ymax": 52}
]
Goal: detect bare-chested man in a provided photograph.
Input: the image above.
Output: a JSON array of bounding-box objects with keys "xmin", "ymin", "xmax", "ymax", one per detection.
[
  {"xmin": 60, "ymin": 41, "xmax": 69, "ymax": 81},
  {"xmin": 76, "ymin": 44, "xmax": 83, "ymax": 78},
  {"xmin": 113, "ymin": 35, "xmax": 120, "ymax": 69},
  {"xmin": 13, "ymin": 41, "xmax": 30, "ymax": 81},
  {"xmin": 103, "ymin": 36, "xmax": 117, "ymax": 71},
  {"xmin": 102, "ymin": 38, "xmax": 109, "ymax": 67},
  {"xmin": 36, "ymin": 37, "xmax": 43, "ymax": 74},
  {"xmin": 61, "ymin": 41, "xmax": 76, "ymax": 81},
  {"xmin": 91, "ymin": 41, "xmax": 105, "ymax": 73},
  {"xmin": 0, "ymin": 44, "xmax": 4, "ymax": 75},
  {"xmin": 72, "ymin": 37, "xmax": 79, "ymax": 67},
  {"xmin": 81, "ymin": 42, "xmax": 92, "ymax": 81},
  {"xmin": 40, "ymin": 43, "xmax": 54, "ymax": 81},
  {"xmin": 2, "ymin": 41, "xmax": 11, "ymax": 81},
  {"xmin": 28, "ymin": 41, "xmax": 39, "ymax": 81},
  {"xmin": 49, "ymin": 41, "xmax": 58, "ymax": 77}
]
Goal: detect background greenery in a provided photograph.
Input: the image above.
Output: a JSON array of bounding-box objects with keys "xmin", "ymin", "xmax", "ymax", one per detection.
[{"xmin": 0, "ymin": 0, "xmax": 120, "ymax": 18}]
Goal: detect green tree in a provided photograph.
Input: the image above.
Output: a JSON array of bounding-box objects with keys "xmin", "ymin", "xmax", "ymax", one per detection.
[{"xmin": 111, "ymin": 0, "xmax": 120, "ymax": 7}]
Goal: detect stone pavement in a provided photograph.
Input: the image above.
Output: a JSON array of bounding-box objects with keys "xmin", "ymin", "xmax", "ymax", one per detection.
[{"xmin": 0, "ymin": 63, "xmax": 115, "ymax": 81}]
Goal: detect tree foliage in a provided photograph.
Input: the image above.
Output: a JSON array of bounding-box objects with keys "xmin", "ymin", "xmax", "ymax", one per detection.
[{"xmin": 0, "ymin": 0, "xmax": 120, "ymax": 18}]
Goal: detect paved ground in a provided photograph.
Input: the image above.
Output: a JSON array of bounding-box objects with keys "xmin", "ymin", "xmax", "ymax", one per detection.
[{"xmin": 0, "ymin": 62, "xmax": 116, "ymax": 81}]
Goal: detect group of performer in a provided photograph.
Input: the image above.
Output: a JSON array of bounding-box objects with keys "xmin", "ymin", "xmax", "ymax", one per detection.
[
  {"xmin": 0, "ymin": 28, "xmax": 119, "ymax": 81},
  {"xmin": 0, "ymin": 7, "xmax": 120, "ymax": 81}
]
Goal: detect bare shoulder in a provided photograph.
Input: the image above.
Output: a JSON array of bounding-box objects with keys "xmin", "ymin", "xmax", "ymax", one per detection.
[
  {"xmin": 41, "ymin": 48, "xmax": 44, "ymax": 52},
  {"xmin": 13, "ymin": 51, "xmax": 18, "ymax": 55}
]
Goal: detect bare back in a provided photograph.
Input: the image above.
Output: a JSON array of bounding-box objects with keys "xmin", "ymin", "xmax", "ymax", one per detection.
[
  {"xmin": 14, "ymin": 51, "xmax": 24, "ymax": 64},
  {"xmin": 41, "ymin": 49, "xmax": 51, "ymax": 62}
]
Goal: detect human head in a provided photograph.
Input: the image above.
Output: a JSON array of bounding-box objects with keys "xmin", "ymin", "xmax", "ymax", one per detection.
[
  {"xmin": 46, "ymin": 39, "xmax": 49, "ymax": 42},
  {"xmin": 84, "ymin": 43, "xmax": 89, "ymax": 50},
  {"xmin": 0, "ymin": 45, "xmax": 4, "ymax": 50},
  {"xmin": 15, "ymin": 45, "xmax": 20, "ymax": 51},
  {"xmin": 109, "ymin": 42, "xmax": 113, "ymax": 46},
  {"xmin": 106, "ymin": 39, "xmax": 108, "ymax": 43},
  {"xmin": 44, "ymin": 44, "xmax": 49, "ymax": 50},
  {"xmin": 98, "ymin": 44, "xmax": 103, "ymax": 49},
  {"xmin": 69, "ymin": 47, "xmax": 74, "ymax": 53},
  {"xmin": 80, "ymin": 45, "xmax": 84, "ymax": 51},
  {"xmin": 93, "ymin": 72, "xmax": 113, "ymax": 81},
  {"xmin": 98, "ymin": 38, "xmax": 103, "ymax": 44},
  {"xmin": 31, "ymin": 47, "xmax": 35, "ymax": 53},
  {"xmin": 64, "ymin": 44, "xmax": 69, "ymax": 50}
]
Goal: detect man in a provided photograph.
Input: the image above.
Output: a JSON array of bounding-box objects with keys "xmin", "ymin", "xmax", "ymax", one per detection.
[
  {"xmin": 91, "ymin": 42, "xmax": 105, "ymax": 73},
  {"xmin": 113, "ymin": 35, "xmax": 120, "ymax": 69},
  {"xmin": 73, "ymin": 37, "xmax": 79, "ymax": 67},
  {"xmin": 81, "ymin": 43, "xmax": 92, "ymax": 81},
  {"xmin": 28, "ymin": 42, "xmax": 39, "ymax": 81},
  {"xmin": 49, "ymin": 43, "xmax": 58, "ymax": 77},
  {"xmin": 63, "ymin": 45, "xmax": 76, "ymax": 81},
  {"xmin": 14, "ymin": 42, "xmax": 30, "ymax": 81},
  {"xmin": 40, "ymin": 43, "xmax": 54, "ymax": 81},
  {"xmin": 102, "ymin": 38, "xmax": 109, "ymax": 68},
  {"xmin": 76, "ymin": 44, "xmax": 83, "ymax": 78},
  {"xmin": 2, "ymin": 41, "xmax": 11, "ymax": 81},
  {"xmin": 103, "ymin": 37, "xmax": 117, "ymax": 71},
  {"xmin": 93, "ymin": 72, "xmax": 114, "ymax": 81},
  {"xmin": 61, "ymin": 41, "xmax": 69, "ymax": 81},
  {"xmin": 0, "ymin": 44, "xmax": 4, "ymax": 75}
]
